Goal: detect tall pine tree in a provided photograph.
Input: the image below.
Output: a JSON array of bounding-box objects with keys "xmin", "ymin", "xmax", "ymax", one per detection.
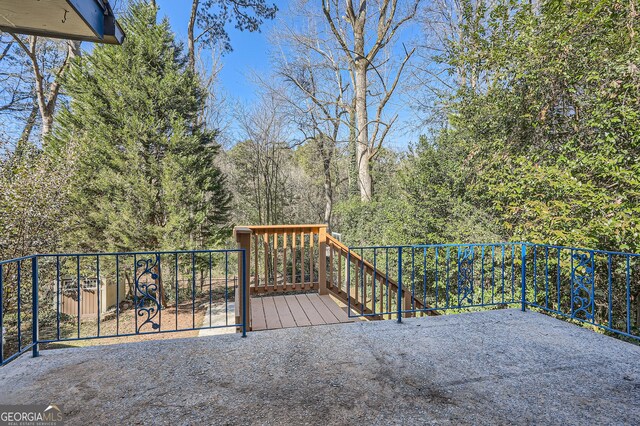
[{"xmin": 50, "ymin": 2, "xmax": 231, "ymax": 252}]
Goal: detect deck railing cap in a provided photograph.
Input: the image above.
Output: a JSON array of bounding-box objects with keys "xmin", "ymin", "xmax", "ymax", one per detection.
[
  {"xmin": 234, "ymin": 226, "xmax": 253, "ymax": 232},
  {"xmin": 233, "ymin": 227, "xmax": 253, "ymax": 239},
  {"xmin": 234, "ymin": 224, "xmax": 327, "ymax": 229}
]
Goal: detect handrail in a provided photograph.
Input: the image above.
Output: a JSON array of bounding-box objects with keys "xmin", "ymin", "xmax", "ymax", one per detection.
[
  {"xmin": 325, "ymin": 235, "xmax": 428, "ymax": 318},
  {"xmin": 237, "ymin": 224, "xmax": 327, "ymax": 232}
]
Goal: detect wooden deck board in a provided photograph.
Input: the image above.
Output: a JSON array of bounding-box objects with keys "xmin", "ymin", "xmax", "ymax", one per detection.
[
  {"xmin": 262, "ymin": 296, "xmax": 283, "ymax": 329},
  {"xmin": 251, "ymin": 293, "xmax": 359, "ymax": 331},
  {"xmin": 251, "ymin": 297, "xmax": 267, "ymax": 331},
  {"xmin": 305, "ymin": 294, "xmax": 339, "ymax": 324},
  {"xmin": 283, "ymin": 295, "xmax": 312, "ymax": 327},
  {"xmin": 318, "ymin": 294, "xmax": 354, "ymax": 323},
  {"xmin": 294, "ymin": 294, "xmax": 325, "ymax": 325},
  {"xmin": 273, "ymin": 295, "xmax": 297, "ymax": 328}
]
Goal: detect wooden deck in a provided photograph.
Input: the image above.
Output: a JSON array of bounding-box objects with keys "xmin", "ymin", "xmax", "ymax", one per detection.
[{"xmin": 250, "ymin": 293, "xmax": 359, "ymax": 331}]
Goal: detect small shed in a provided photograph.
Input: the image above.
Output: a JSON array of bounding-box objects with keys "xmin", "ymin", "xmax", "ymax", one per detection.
[{"xmin": 58, "ymin": 275, "xmax": 127, "ymax": 318}]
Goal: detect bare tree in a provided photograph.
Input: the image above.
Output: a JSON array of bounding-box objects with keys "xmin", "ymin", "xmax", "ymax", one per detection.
[
  {"xmin": 321, "ymin": 0, "xmax": 421, "ymax": 201},
  {"xmin": 7, "ymin": 34, "xmax": 80, "ymax": 140},
  {"xmin": 264, "ymin": 18, "xmax": 351, "ymax": 226},
  {"xmin": 0, "ymin": 33, "xmax": 37, "ymax": 145},
  {"xmin": 229, "ymin": 94, "xmax": 294, "ymax": 225},
  {"xmin": 413, "ymin": 0, "xmax": 494, "ymax": 124}
]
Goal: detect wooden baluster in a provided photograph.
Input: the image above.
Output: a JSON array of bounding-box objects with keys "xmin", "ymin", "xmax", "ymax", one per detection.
[
  {"xmin": 362, "ymin": 262, "xmax": 367, "ymax": 310},
  {"xmin": 391, "ymin": 288, "xmax": 397, "ymax": 320},
  {"xmin": 292, "ymin": 232, "xmax": 297, "ymax": 289},
  {"xmin": 354, "ymin": 259, "xmax": 359, "ymax": 306},
  {"xmin": 273, "ymin": 231, "xmax": 279, "ymax": 291},
  {"xmin": 371, "ymin": 270, "xmax": 375, "ymax": 312},
  {"xmin": 283, "ymin": 232, "xmax": 288, "ymax": 290},
  {"xmin": 338, "ymin": 249, "xmax": 342, "ymax": 293},
  {"xmin": 379, "ymin": 275, "xmax": 384, "ymax": 315},
  {"xmin": 309, "ymin": 231, "xmax": 315, "ymax": 290},
  {"xmin": 263, "ymin": 233, "xmax": 269, "ymax": 291},
  {"xmin": 300, "ymin": 232, "xmax": 305, "ymax": 288},
  {"xmin": 365, "ymin": 269, "xmax": 370, "ymax": 311},
  {"xmin": 366, "ymin": 266, "xmax": 370, "ymax": 311},
  {"xmin": 369, "ymin": 270, "xmax": 374, "ymax": 312},
  {"xmin": 319, "ymin": 227, "xmax": 327, "ymax": 295},
  {"xmin": 328, "ymin": 243, "xmax": 334, "ymax": 291},
  {"xmin": 404, "ymin": 285, "xmax": 413, "ymax": 318},
  {"xmin": 362, "ymin": 267, "xmax": 367, "ymax": 311},
  {"xmin": 364, "ymin": 268, "xmax": 373, "ymax": 311}
]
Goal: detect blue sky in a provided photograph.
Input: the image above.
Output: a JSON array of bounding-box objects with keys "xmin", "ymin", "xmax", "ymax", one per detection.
[{"xmin": 156, "ymin": 0, "xmax": 285, "ymax": 104}]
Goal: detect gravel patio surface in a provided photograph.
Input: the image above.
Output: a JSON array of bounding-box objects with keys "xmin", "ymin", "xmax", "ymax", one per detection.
[{"xmin": 1, "ymin": 309, "xmax": 639, "ymax": 425}]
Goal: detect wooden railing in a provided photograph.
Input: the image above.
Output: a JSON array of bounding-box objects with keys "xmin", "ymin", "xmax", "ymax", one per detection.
[
  {"xmin": 325, "ymin": 235, "xmax": 427, "ymax": 319},
  {"xmin": 236, "ymin": 224, "xmax": 327, "ymax": 294},
  {"xmin": 234, "ymin": 224, "xmax": 428, "ymax": 330}
]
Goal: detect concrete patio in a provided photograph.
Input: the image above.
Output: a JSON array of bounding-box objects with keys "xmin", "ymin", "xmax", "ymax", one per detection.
[{"xmin": 1, "ymin": 309, "xmax": 639, "ymax": 425}]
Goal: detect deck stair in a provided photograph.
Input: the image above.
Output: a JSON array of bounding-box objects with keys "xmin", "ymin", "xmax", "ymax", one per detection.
[{"xmin": 233, "ymin": 224, "xmax": 430, "ymax": 331}]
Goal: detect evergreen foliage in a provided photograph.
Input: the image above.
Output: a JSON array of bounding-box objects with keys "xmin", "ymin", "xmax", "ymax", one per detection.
[
  {"xmin": 337, "ymin": 0, "xmax": 640, "ymax": 251},
  {"xmin": 50, "ymin": 2, "xmax": 231, "ymax": 252}
]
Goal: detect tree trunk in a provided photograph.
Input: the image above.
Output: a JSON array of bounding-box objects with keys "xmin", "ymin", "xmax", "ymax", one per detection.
[
  {"xmin": 124, "ymin": 272, "xmax": 133, "ymax": 299},
  {"xmin": 348, "ymin": 100, "xmax": 359, "ymax": 196},
  {"xmin": 352, "ymin": 8, "xmax": 372, "ymax": 202},
  {"xmin": 187, "ymin": 0, "xmax": 199, "ymax": 73},
  {"xmin": 354, "ymin": 61, "xmax": 372, "ymax": 201},
  {"xmin": 33, "ymin": 39, "xmax": 80, "ymax": 141},
  {"xmin": 40, "ymin": 110, "xmax": 54, "ymax": 139},
  {"xmin": 320, "ymin": 135, "xmax": 333, "ymax": 227},
  {"xmin": 18, "ymin": 101, "xmax": 39, "ymax": 144}
]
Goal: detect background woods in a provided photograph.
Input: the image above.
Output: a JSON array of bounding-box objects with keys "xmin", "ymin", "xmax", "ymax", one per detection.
[{"xmin": 0, "ymin": 0, "xmax": 638, "ymax": 258}]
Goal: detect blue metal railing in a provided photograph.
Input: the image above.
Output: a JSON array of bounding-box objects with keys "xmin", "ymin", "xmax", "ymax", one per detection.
[
  {"xmin": 346, "ymin": 243, "xmax": 524, "ymax": 319},
  {"xmin": 523, "ymin": 244, "xmax": 639, "ymax": 341},
  {"xmin": 2, "ymin": 241, "xmax": 637, "ymax": 366},
  {"xmin": 346, "ymin": 242, "xmax": 640, "ymax": 341},
  {"xmin": 1, "ymin": 249, "xmax": 247, "ymax": 366}
]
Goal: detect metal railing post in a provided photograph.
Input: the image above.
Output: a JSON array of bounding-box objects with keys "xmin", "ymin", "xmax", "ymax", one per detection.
[
  {"xmin": 397, "ymin": 247, "xmax": 403, "ymax": 323},
  {"xmin": 32, "ymin": 256, "xmax": 39, "ymax": 358},
  {"xmin": 521, "ymin": 244, "xmax": 527, "ymax": 312}
]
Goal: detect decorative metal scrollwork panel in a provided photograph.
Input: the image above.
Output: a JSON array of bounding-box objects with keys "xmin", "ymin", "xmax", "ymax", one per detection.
[
  {"xmin": 135, "ymin": 255, "xmax": 161, "ymax": 333},
  {"xmin": 570, "ymin": 251, "xmax": 595, "ymax": 322},
  {"xmin": 457, "ymin": 247, "xmax": 474, "ymax": 306}
]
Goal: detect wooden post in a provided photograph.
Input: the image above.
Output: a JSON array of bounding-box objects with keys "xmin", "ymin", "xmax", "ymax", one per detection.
[
  {"xmin": 404, "ymin": 290, "xmax": 413, "ymax": 318},
  {"xmin": 318, "ymin": 226, "xmax": 328, "ymax": 295},
  {"xmin": 234, "ymin": 227, "xmax": 252, "ymax": 331}
]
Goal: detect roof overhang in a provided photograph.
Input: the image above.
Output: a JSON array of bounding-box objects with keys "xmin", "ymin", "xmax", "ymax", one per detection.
[{"xmin": 0, "ymin": 0, "xmax": 124, "ymax": 45}]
